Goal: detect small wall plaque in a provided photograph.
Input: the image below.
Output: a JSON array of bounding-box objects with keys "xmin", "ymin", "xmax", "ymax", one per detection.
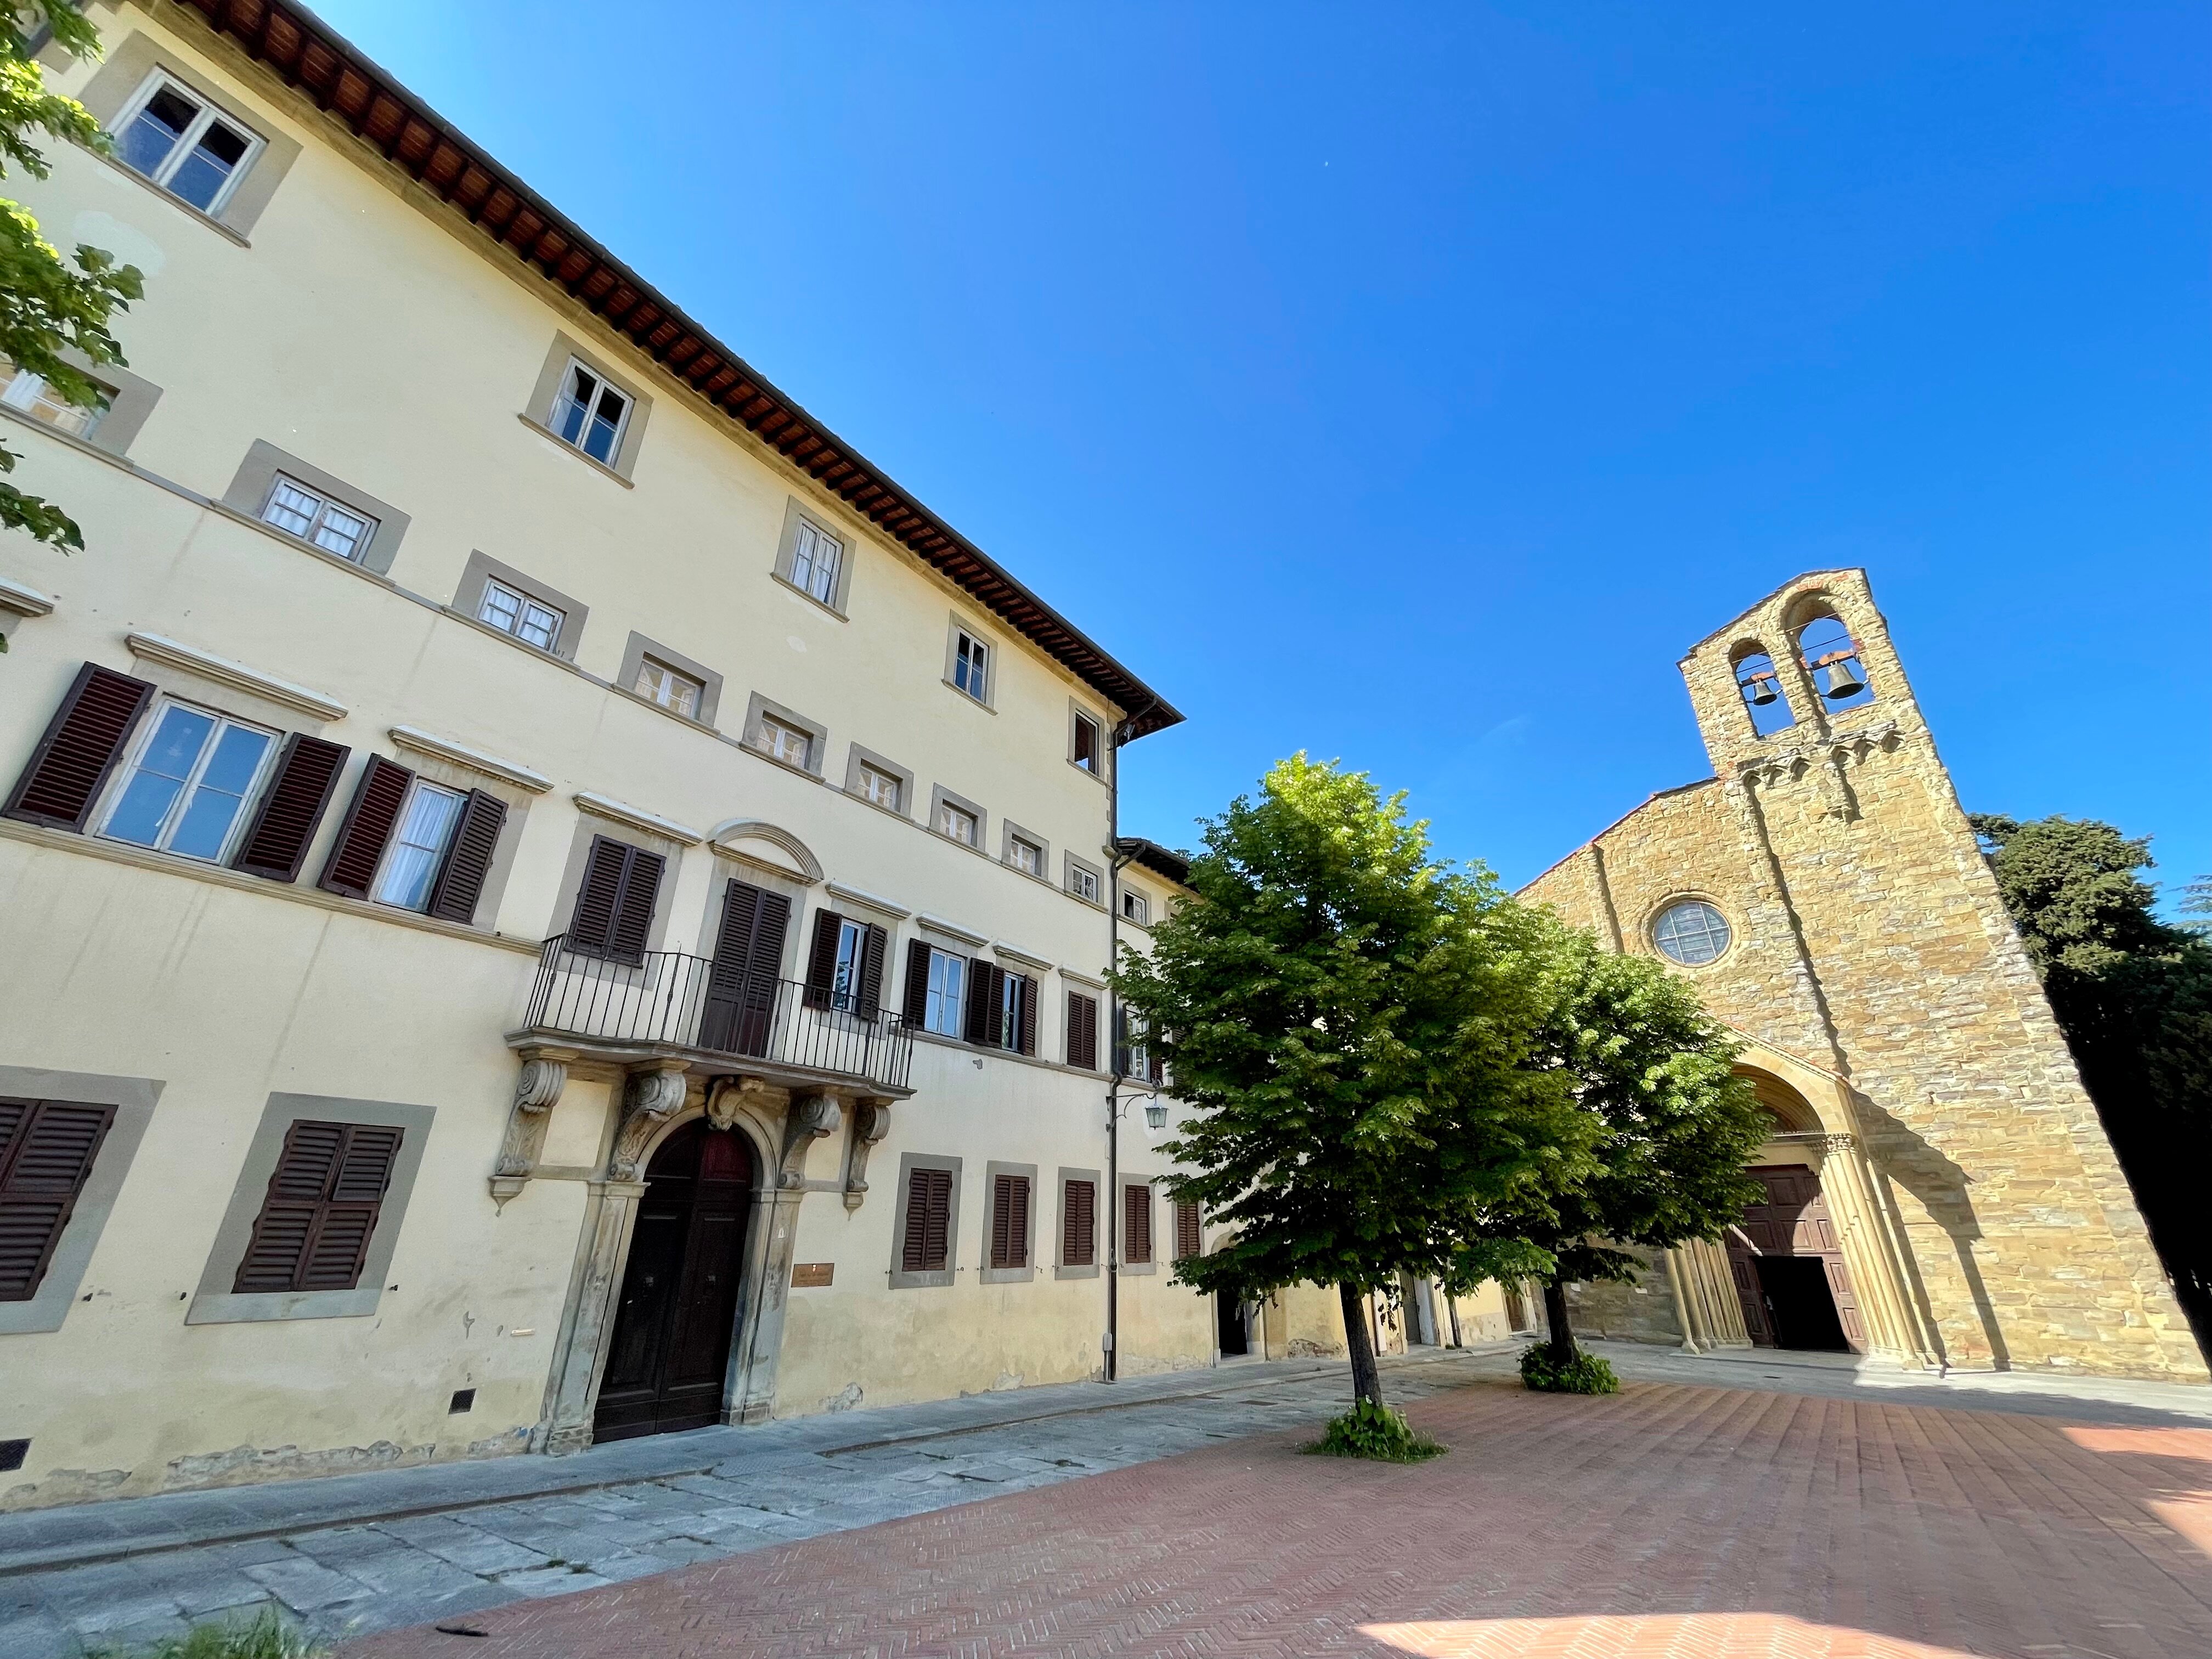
[{"xmin": 791, "ymin": 1262, "xmax": 834, "ymax": 1288}]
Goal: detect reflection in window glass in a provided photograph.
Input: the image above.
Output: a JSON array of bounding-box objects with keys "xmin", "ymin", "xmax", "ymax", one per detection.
[
  {"xmin": 374, "ymin": 782, "xmax": 465, "ymax": 911},
  {"xmin": 1654, "ymin": 900, "xmax": 1733, "ymax": 966},
  {"xmin": 953, "ymin": 631, "xmax": 988, "ymax": 701},
  {"xmin": 478, "ymin": 579, "xmax": 563, "ymax": 650},
  {"xmin": 924, "ymin": 949, "xmax": 965, "ymax": 1036},
  {"xmin": 790, "ymin": 520, "xmax": 842, "ymax": 605},
  {"xmin": 939, "ymin": 800, "xmax": 977, "ymax": 845},
  {"xmin": 101, "ymin": 702, "xmax": 274, "ymax": 861},
  {"xmin": 1010, "ymin": 837, "xmax": 1041, "ymax": 876},
  {"xmin": 760, "ymin": 715, "xmax": 810, "ymax": 766},
  {"xmin": 260, "ymin": 475, "xmax": 376, "ymax": 561},
  {"xmin": 859, "ymin": 764, "xmax": 900, "ymax": 811},
  {"xmin": 634, "ymin": 656, "xmax": 702, "ymax": 718},
  {"xmin": 117, "ymin": 76, "xmax": 258, "ymax": 213},
  {"xmin": 550, "ymin": 360, "xmax": 629, "ymax": 464},
  {"xmin": 830, "ymin": 918, "xmax": 864, "ymax": 1012}
]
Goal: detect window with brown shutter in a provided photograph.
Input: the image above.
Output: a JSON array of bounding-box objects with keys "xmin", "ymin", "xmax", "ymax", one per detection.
[
  {"xmin": 989, "ymin": 1173, "xmax": 1030, "ymax": 1269},
  {"xmin": 425, "ymin": 789, "xmax": 508, "ymax": 925},
  {"xmin": 804, "ymin": 907, "xmax": 845, "ymax": 1007},
  {"xmin": 567, "ymin": 835, "xmax": 663, "ymax": 962},
  {"xmin": 230, "ymin": 733, "xmax": 349, "ymax": 882},
  {"xmin": 1174, "ymin": 1199, "xmax": 1203, "ymax": 1263},
  {"xmin": 2, "ymin": 663, "xmax": 155, "ymax": 831},
  {"xmin": 1124, "ymin": 1183, "xmax": 1153, "ymax": 1265},
  {"xmin": 900, "ymin": 1166, "xmax": 952, "ymax": 1273},
  {"xmin": 232, "ymin": 1119, "xmax": 403, "ymax": 1294},
  {"xmin": 855, "ymin": 922, "xmax": 887, "ymax": 1020},
  {"xmin": 902, "ymin": 938, "xmax": 932, "ymax": 1024},
  {"xmin": 0, "ymin": 1099, "xmax": 115, "ymax": 1301},
  {"xmin": 1066, "ymin": 992, "xmax": 1099, "ymax": 1070},
  {"xmin": 1000, "ymin": 972, "xmax": 1037, "ymax": 1056},
  {"xmin": 1062, "ymin": 1178, "xmax": 1096, "ymax": 1267},
  {"xmin": 317, "ymin": 754, "xmax": 414, "ymax": 900},
  {"xmin": 963, "ymin": 960, "xmax": 1007, "ymax": 1047}
]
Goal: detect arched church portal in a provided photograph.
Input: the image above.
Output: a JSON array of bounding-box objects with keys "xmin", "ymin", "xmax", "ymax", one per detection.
[{"xmin": 1725, "ymin": 1070, "xmax": 1866, "ymax": 1355}]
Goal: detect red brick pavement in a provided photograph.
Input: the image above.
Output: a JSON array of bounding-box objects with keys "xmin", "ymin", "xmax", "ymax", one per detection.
[{"xmin": 345, "ymin": 1378, "xmax": 2212, "ymax": 1658}]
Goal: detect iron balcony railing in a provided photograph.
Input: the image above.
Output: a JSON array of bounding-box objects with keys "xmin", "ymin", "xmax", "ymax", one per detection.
[{"xmin": 521, "ymin": 934, "xmax": 915, "ymax": 1091}]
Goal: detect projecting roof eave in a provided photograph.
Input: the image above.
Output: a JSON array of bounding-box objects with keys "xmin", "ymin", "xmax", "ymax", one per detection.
[{"xmin": 173, "ymin": 0, "xmax": 1184, "ymax": 741}]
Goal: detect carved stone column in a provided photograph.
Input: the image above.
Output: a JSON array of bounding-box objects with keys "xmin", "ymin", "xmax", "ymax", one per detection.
[
  {"xmin": 843, "ymin": 1099, "xmax": 891, "ymax": 1210},
  {"xmin": 729, "ymin": 1185, "xmax": 805, "ymax": 1425},
  {"xmin": 489, "ymin": 1047, "xmax": 573, "ymax": 1205},
  {"xmin": 778, "ymin": 1092, "xmax": 841, "ymax": 1188},
  {"xmin": 607, "ymin": 1064, "xmax": 690, "ymax": 1181},
  {"xmin": 539, "ymin": 1177, "xmax": 648, "ymax": 1453}
]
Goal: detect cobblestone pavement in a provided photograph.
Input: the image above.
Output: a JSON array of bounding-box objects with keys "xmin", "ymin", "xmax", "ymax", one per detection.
[
  {"xmin": 340, "ymin": 1371, "xmax": 2212, "ymax": 1659},
  {"xmin": 8, "ymin": 1342, "xmax": 2210, "ymax": 1657}
]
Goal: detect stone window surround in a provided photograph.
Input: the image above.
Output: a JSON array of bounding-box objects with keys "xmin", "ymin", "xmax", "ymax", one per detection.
[
  {"xmin": 521, "ymin": 331, "xmax": 653, "ymax": 482},
  {"xmin": 926, "ymin": 783, "xmax": 989, "ymax": 855},
  {"xmin": 0, "ymin": 1065, "xmax": 163, "ymax": 1336},
  {"xmin": 1120, "ymin": 882, "xmax": 1155, "ymax": 930},
  {"xmin": 616, "ymin": 631, "xmax": 723, "ymax": 729},
  {"xmin": 1067, "ymin": 697, "xmax": 1110, "ymax": 786},
  {"xmin": 1000, "ymin": 818, "xmax": 1051, "ymax": 884},
  {"xmin": 842, "ymin": 743, "xmax": 914, "ymax": 821},
  {"xmin": 1119, "ymin": 1176, "xmax": 1158, "ymax": 1274},
  {"xmin": 0, "ymin": 347, "xmax": 163, "ymax": 463},
  {"xmin": 1055, "ymin": 1165, "xmax": 1101, "ymax": 1280},
  {"xmin": 376, "ymin": 735, "xmax": 540, "ymax": 932},
  {"xmin": 546, "ymin": 813, "xmax": 684, "ymax": 957},
  {"xmin": 772, "ymin": 496, "xmax": 856, "ymax": 618},
  {"xmin": 741, "ymin": 691, "xmax": 828, "ymax": 777},
  {"xmin": 450, "ymin": 550, "xmax": 589, "ymax": 662},
  {"xmin": 888, "ymin": 1150, "xmax": 963, "ymax": 1290},
  {"xmin": 218, "ymin": 441, "xmax": 411, "ymax": 575},
  {"xmin": 1066, "ymin": 851, "xmax": 1107, "ymax": 908},
  {"xmin": 187, "ymin": 1092, "xmax": 436, "ymax": 1325},
  {"xmin": 942, "ymin": 612, "xmax": 997, "ymax": 711},
  {"xmin": 980, "ymin": 1160, "xmax": 1039, "ymax": 1284},
  {"xmin": 1644, "ymin": 890, "xmax": 1741, "ymax": 971},
  {"xmin": 76, "ymin": 33, "xmax": 305, "ymax": 240}
]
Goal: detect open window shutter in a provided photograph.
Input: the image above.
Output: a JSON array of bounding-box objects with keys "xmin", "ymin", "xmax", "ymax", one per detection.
[
  {"xmin": 2, "ymin": 663, "xmax": 154, "ymax": 831},
  {"xmin": 1125, "ymin": 1185, "xmax": 1153, "ymax": 1263},
  {"xmin": 702, "ymin": 879, "xmax": 761, "ymax": 1049},
  {"xmin": 604, "ymin": 845, "xmax": 663, "ymax": 963},
  {"xmin": 1008, "ymin": 1174, "xmax": 1030, "ymax": 1267},
  {"xmin": 317, "ymin": 755, "xmax": 414, "ymax": 899},
  {"xmin": 0, "ymin": 1098, "xmax": 116, "ymax": 1301},
  {"xmin": 425, "ymin": 788, "xmax": 507, "ymax": 924},
  {"xmin": 804, "ymin": 908, "xmax": 844, "ymax": 1008},
  {"xmin": 966, "ymin": 963, "xmax": 1005, "ymax": 1047},
  {"xmin": 1064, "ymin": 1179, "xmax": 1095, "ymax": 1267},
  {"xmin": 1112, "ymin": 1006, "xmax": 1130, "ymax": 1078},
  {"xmin": 230, "ymin": 734, "xmax": 349, "ymax": 882},
  {"xmin": 567, "ymin": 836, "xmax": 630, "ymax": 953},
  {"xmin": 990, "ymin": 1173, "xmax": 1014, "ymax": 1269},
  {"xmin": 750, "ymin": 891, "xmax": 791, "ymax": 991},
  {"xmin": 1015, "ymin": 975, "xmax": 1038, "ymax": 1056},
  {"xmin": 1176, "ymin": 1199, "xmax": 1203, "ymax": 1262},
  {"xmin": 857, "ymin": 924, "xmax": 888, "ymax": 1020},
  {"xmin": 1068, "ymin": 993, "xmax": 1098, "ymax": 1070},
  {"xmin": 233, "ymin": 1120, "xmax": 401, "ymax": 1295},
  {"xmin": 902, "ymin": 940, "xmax": 931, "ymax": 1024}
]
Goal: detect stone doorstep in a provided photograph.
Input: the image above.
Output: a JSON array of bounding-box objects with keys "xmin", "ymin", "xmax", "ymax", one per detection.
[{"xmin": 0, "ymin": 1350, "xmax": 1476, "ymax": 1581}]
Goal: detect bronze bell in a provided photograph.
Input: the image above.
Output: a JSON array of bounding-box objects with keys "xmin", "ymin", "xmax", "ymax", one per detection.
[
  {"xmin": 1741, "ymin": 670, "xmax": 1779, "ymax": 707},
  {"xmin": 1817, "ymin": 652, "xmax": 1866, "ymax": 700}
]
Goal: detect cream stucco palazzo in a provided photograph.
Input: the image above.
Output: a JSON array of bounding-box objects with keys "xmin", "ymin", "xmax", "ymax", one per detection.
[
  {"xmin": 1523, "ymin": 571, "xmax": 2205, "ymax": 1384},
  {"xmin": 0, "ymin": 0, "xmax": 1275, "ymax": 1509}
]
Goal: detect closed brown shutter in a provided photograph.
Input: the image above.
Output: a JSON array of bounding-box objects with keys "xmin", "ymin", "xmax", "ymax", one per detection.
[
  {"xmin": 1124, "ymin": 1184, "xmax": 1153, "ymax": 1264},
  {"xmin": 1012, "ymin": 974, "xmax": 1038, "ymax": 1056},
  {"xmin": 425, "ymin": 788, "xmax": 508, "ymax": 924},
  {"xmin": 2, "ymin": 663, "xmax": 154, "ymax": 831},
  {"xmin": 965, "ymin": 961, "xmax": 1006, "ymax": 1047},
  {"xmin": 230, "ymin": 734, "xmax": 349, "ymax": 882},
  {"xmin": 857, "ymin": 923, "xmax": 888, "ymax": 1019},
  {"xmin": 902, "ymin": 939, "xmax": 932, "ymax": 1024},
  {"xmin": 317, "ymin": 755, "xmax": 414, "ymax": 899},
  {"xmin": 901, "ymin": 1166, "xmax": 952, "ymax": 1273},
  {"xmin": 804, "ymin": 908, "xmax": 844, "ymax": 1007},
  {"xmin": 567, "ymin": 836, "xmax": 662, "ymax": 960},
  {"xmin": 1063, "ymin": 1178, "xmax": 1095, "ymax": 1267},
  {"xmin": 1175, "ymin": 1199, "xmax": 1202, "ymax": 1262},
  {"xmin": 1067, "ymin": 993, "xmax": 1098, "ymax": 1070},
  {"xmin": 232, "ymin": 1120, "xmax": 403, "ymax": 1294},
  {"xmin": 990, "ymin": 1173, "xmax": 1031, "ymax": 1269},
  {"xmin": 0, "ymin": 1098, "xmax": 116, "ymax": 1301}
]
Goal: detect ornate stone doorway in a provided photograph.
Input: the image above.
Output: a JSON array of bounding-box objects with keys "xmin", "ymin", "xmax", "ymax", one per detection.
[{"xmin": 1726, "ymin": 1163, "xmax": 1864, "ymax": 1353}]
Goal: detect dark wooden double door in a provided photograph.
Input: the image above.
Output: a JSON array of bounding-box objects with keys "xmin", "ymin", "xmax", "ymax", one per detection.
[
  {"xmin": 698, "ymin": 879, "xmax": 789, "ymax": 1058},
  {"xmin": 594, "ymin": 1122, "xmax": 755, "ymax": 1441},
  {"xmin": 1726, "ymin": 1163, "xmax": 1865, "ymax": 1353}
]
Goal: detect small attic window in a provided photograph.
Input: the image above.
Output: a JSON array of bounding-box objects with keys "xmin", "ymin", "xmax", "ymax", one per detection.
[
  {"xmin": 1731, "ymin": 645, "xmax": 1796, "ymax": 736},
  {"xmin": 1793, "ymin": 609, "xmax": 1874, "ymax": 711}
]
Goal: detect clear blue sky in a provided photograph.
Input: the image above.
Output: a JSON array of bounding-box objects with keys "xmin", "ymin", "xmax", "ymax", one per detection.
[{"xmin": 315, "ymin": 2, "xmax": 2210, "ymax": 901}]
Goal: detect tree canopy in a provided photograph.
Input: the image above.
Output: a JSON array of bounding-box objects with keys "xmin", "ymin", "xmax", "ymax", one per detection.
[
  {"xmin": 1112, "ymin": 754, "xmax": 1595, "ymax": 1406},
  {"xmin": 0, "ymin": 4, "xmax": 143, "ymax": 584},
  {"xmin": 1972, "ymin": 813, "xmax": 2212, "ymax": 1350}
]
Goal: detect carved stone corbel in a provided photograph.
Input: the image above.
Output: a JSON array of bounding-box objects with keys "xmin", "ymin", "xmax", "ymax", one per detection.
[
  {"xmin": 705, "ymin": 1074, "xmax": 773, "ymax": 1132},
  {"xmin": 779, "ymin": 1093, "xmax": 842, "ymax": 1189},
  {"xmin": 607, "ymin": 1064, "xmax": 690, "ymax": 1181},
  {"xmin": 843, "ymin": 1099, "xmax": 891, "ymax": 1210},
  {"xmin": 489, "ymin": 1048, "xmax": 574, "ymax": 1206}
]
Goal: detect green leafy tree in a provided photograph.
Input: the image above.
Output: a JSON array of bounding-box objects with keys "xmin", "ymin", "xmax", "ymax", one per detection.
[
  {"xmin": 1111, "ymin": 755, "xmax": 1592, "ymax": 1411},
  {"xmin": 1971, "ymin": 814, "xmax": 2212, "ymax": 1349},
  {"xmin": 1464, "ymin": 918, "xmax": 1770, "ymax": 1377},
  {"xmin": 0, "ymin": 3, "xmax": 143, "ymax": 604}
]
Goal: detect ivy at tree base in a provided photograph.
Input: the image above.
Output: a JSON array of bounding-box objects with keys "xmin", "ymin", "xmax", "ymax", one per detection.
[
  {"xmin": 1305, "ymin": 1397, "xmax": 1445, "ymax": 1463},
  {"xmin": 1519, "ymin": 1343, "xmax": 1620, "ymax": 1395}
]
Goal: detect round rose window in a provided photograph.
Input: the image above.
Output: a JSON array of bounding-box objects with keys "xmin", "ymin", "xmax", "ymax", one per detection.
[{"xmin": 1652, "ymin": 900, "xmax": 1732, "ymax": 966}]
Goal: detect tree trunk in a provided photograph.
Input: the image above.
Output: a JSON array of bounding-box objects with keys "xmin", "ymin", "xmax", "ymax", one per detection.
[
  {"xmin": 1543, "ymin": 1277, "xmax": 1577, "ymax": 1365},
  {"xmin": 1339, "ymin": 1280, "xmax": 1384, "ymax": 1407}
]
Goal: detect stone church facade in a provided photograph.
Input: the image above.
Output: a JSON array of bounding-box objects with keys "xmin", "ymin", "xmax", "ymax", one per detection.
[{"xmin": 1523, "ymin": 570, "xmax": 2205, "ymax": 1382}]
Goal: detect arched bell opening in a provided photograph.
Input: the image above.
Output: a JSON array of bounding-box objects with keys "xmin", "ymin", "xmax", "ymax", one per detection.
[
  {"xmin": 1787, "ymin": 601, "xmax": 1875, "ymax": 713},
  {"xmin": 1729, "ymin": 640, "xmax": 1798, "ymax": 737},
  {"xmin": 592, "ymin": 1116, "xmax": 761, "ymax": 1441}
]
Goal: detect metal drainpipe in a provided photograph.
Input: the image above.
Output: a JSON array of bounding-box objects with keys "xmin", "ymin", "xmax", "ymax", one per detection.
[{"xmin": 1102, "ymin": 701, "xmax": 1154, "ymax": 1384}]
